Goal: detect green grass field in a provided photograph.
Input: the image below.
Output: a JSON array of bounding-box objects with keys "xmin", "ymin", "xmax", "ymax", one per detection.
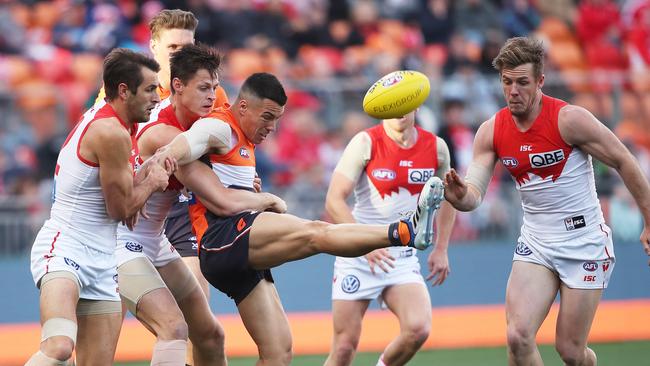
[{"xmin": 119, "ymin": 340, "xmax": 650, "ymax": 365}]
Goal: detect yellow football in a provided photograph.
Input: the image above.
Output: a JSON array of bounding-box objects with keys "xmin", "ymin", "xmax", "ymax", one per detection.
[{"xmin": 362, "ymin": 70, "xmax": 430, "ymax": 119}]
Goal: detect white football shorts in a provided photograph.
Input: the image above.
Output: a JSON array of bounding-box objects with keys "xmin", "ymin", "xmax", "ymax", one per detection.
[
  {"xmin": 116, "ymin": 230, "xmax": 180, "ymax": 268},
  {"xmin": 31, "ymin": 224, "xmax": 120, "ymax": 301},
  {"xmin": 513, "ymin": 224, "xmax": 615, "ymax": 289},
  {"xmin": 332, "ymin": 249, "xmax": 425, "ymax": 308}
]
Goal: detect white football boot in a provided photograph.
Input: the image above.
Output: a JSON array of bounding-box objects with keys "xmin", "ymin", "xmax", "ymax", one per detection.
[{"xmin": 410, "ymin": 176, "xmax": 445, "ymax": 250}]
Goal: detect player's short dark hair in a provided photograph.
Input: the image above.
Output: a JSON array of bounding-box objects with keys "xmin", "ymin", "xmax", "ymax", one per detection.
[
  {"xmin": 149, "ymin": 9, "xmax": 198, "ymax": 40},
  {"xmin": 492, "ymin": 37, "xmax": 545, "ymax": 79},
  {"xmin": 239, "ymin": 73, "xmax": 287, "ymax": 106},
  {"xmin": 170, "ymin": 44, "xmax": 222, "ymax": 94},
  {"xmin": 103, "ymin": 48, "xmax": 160, "ymax": 101}
]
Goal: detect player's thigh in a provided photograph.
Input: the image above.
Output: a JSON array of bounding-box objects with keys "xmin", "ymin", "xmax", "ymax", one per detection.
[
  {"xmin": 237, "ymin": 280, "xmax": 292, "ymax": 353},
  {"xmin": 383, "ymin": 282, "xmax": 432, "ymax": 334},
  {"xmin": 248, "ymin": 212, "xmax": 317, "ymax": 268},
  {"xmin": 506, "ymin": 261, "xmax": 560, "ymax": 335},
  {"xmin": 181, "ymin": 256, "xmax": 210, "ymax": 299},
  {"xmin": 39, "ymin": 274, "xmax": 80, "ymax": 323},
  {"xmin": 556, "ymin": 284, "xmax": 602, "ymax": 345},
  {"xmin": 76, "ymin": 311, "xmax": 122, "ymax": 365},
  {"xmin": 331, "ymin": 300, "xmax": 369, "ymax": 342}
]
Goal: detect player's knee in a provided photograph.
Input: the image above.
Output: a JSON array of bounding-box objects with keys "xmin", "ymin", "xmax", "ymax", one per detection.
[
  {"xmin": 506, "ymin": 326, "xmax": 535, "ymax": 354},
  {"xmin": 260, "ymin": 346, "xmax": 292, "ymax": 366},
  {"xmin": 555, "ymin": 340, "xmax": 586, "ymax": 365},
  {"xmin": 401, "ymin": 323, "xmax": 430, "ymax": 348},
  {"xmin": 191, "ymin": 321, "xmax": 225, "ymax": 350},
  {"xmin": 42, "ymin": 336, "xmax": 75, "ymax": 362},
  {"xmin": 158, "ymin": 317, "xmax": 189, "ymax": 341},
  {"xmin": 303, "ymin": 220, "xmax": 332, "ymax": 251},
  {"xmin": 332, "ymin": 340, "xmax": 358, "ymax": 363}
]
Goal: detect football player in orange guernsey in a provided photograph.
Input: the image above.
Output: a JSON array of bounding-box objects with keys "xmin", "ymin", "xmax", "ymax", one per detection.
[{"xmin": 176, "ymin": 72, "xmax": 446, "ymax": 365}]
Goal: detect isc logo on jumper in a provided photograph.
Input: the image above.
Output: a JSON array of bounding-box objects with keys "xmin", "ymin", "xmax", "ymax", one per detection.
[
  {"xmin": 565, "ymin": 215, "xmax": 586, "ymax": 231},
  {"xmin": 502, "ymin": 157, "xmax": 519, "ymax": 168},
  {"xmin": 529, "ymin": 149, "xmax": 564, "ymax": 168},
  {"xmin": 372, "ymin": 169, "xmax": 396, "ymax": 181},
  {"xmin": 408, "ymin": 169, "xmax": 434, "ymax": 184}
]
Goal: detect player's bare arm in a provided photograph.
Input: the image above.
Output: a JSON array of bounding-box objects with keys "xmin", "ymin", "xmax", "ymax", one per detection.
[
  {"xmin": 176, "ymin": 161, "xmax": 287, "ymax": 216},
  {"xmin": 326, "ymin": 132, "xmax": 396, "ymax": 274},
  {"xmin": 444, "ymin": 117, "xmax": 497, "ymax": 212},
  {"xmin": 156, "ymin": 117, "xmax": 233, "ymax": 165},
  {"xmin": 139, "ymin": 119, "xmax": 286, "ymax": 216},
  {"xmin": 559, "ymin": 105, "xmax": 650, "ymax": 262},
  {"xmin": 85, "ymin": 118, "xmax": 170, "ymax": 220},
  {"xmin": 427, "ymin": 137, "xmax": 456, "ymax": 285}
]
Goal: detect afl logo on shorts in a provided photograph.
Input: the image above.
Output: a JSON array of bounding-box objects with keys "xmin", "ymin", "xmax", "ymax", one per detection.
[
  {"xmin": 113, "ymin": 274, "xmax": 119, "ymax": 283},
  {"xmin": 341, "ymin": 275, "xmax": 360, "ymax": 294},
  {"xmin": 583, "ymin": 261, "xmax": 598, "ymax": 272},
  {"xmin": 239, "ymin": 147, "xmax": 250, "ymax": 159},
  {"xmin": 372, "ymin": 169, "xmax": 396, "ymax": 181},
  {"xmin": 64, "ymin": 257, "xmax": 80, "ymax": 270},
  {"xmin": 125, "ymin": 242, "xmax": 143, "ymax": 252},
  {"xmin": 515, "ymin": 242, "xmax": 532, "ymax": 256}
]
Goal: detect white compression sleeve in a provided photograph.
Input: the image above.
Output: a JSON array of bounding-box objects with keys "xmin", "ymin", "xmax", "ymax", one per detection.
[{"xmin": 175, "ymin": 117, "xmax": 232, "ymax": 165}]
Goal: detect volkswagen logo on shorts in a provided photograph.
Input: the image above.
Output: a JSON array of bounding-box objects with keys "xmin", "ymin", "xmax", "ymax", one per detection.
[
  {"xmin": 341, "ymin": 275, "xmax": 360, "ymax": 294},
  {"xmin": 583, "ymin": 261, "xmax": 598, "ymax": 272},
  {"xmin": 125, "ymin": 242, "xmax": 143, "ymax": 252},
  {"xmin": 515, "ymin": 242, "xmax": 532, "ymax": 256},
  {"xmin": 64, "ymin": 257, "xmax": 80, "ymax": 270},
  {"xmin": 113, "ymin": 274, "xmax": 119, "ymax": 283}
]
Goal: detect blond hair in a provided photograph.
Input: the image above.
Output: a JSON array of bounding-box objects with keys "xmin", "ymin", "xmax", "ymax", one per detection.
[
  {"xmin": 492, "ymin": 37, "xmax": 545, "ymax": 79},
  {"xmin": 149, "ymin": 9, "xmax": 198, "ymax": 40}
]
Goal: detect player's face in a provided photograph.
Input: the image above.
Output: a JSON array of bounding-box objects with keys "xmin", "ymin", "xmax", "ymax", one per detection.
[
  {"xmin": 383, "ymin": 110, "xmax": 416, "ymax": 133},
  {"xmin": 175, "ymin": 69, "xmax": 219, "ymax": 118},
  {"xmin": 500, "ymin": 63, "xmax": 544, "ymax": 118},
  {"xmin": 150, "ymin": 28, "xmax": 194, "ymax": 90},
  {"xmin": 127, "ymin": 67, "xmax": 160, "ymax": 123},
  {"xmin": 239, "ymin": 97, "xmax": 284, "ymax": 144}
]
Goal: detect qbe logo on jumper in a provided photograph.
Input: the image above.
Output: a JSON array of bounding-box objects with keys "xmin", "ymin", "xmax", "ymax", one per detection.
[
  {"xmin": 408, "ymin": 169, "xmax": 435, "ymax": 184},
  {"xmin": 529, "ymin": 149, "xmax": 565, "ymax": 168}
]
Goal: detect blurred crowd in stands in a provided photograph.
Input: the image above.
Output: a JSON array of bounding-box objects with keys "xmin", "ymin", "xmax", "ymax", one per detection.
[{"xmin": 0, "ymin": 0, "xmax": 648, "ymax": 251}]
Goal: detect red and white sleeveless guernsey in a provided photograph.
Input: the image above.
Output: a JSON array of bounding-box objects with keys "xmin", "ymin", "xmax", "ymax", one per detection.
[
  {"xmin": 50, "ymin": 99, "xmax": 139, "ymax": 253},
  {"xmin": 493, "ymin": 94, "xmax": 605, "ymax": 241},
  {"xmin": 336, "ymin": 124, "xmax": 438, "ymax": 267},
  {"xmin": 115, "ymin": 98, "xmax": 187, "ymax": 267}
]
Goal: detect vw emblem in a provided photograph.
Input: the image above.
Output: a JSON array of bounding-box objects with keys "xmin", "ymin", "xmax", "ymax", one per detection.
[{"xmin": 341, "ymin": 275, "xmax": 360, "ymax": 294}]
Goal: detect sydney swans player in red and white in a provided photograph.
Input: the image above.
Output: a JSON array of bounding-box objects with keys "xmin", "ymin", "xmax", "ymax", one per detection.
[
  {"xmin": 444, "ymin": 37, "xmax": 650, "ymax": 366},
  {"xmin": 324, "ymin": 110, "xmax": 455, "ymax": 366},
  {"xmin": 28, "ymin": 49, "xmax": 172, "ymax": 365}
]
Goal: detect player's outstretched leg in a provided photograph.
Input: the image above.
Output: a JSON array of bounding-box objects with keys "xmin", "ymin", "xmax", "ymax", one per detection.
[{"xmin": 410, "ymin": 176, "xmax": 445, "ymax": 250}]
